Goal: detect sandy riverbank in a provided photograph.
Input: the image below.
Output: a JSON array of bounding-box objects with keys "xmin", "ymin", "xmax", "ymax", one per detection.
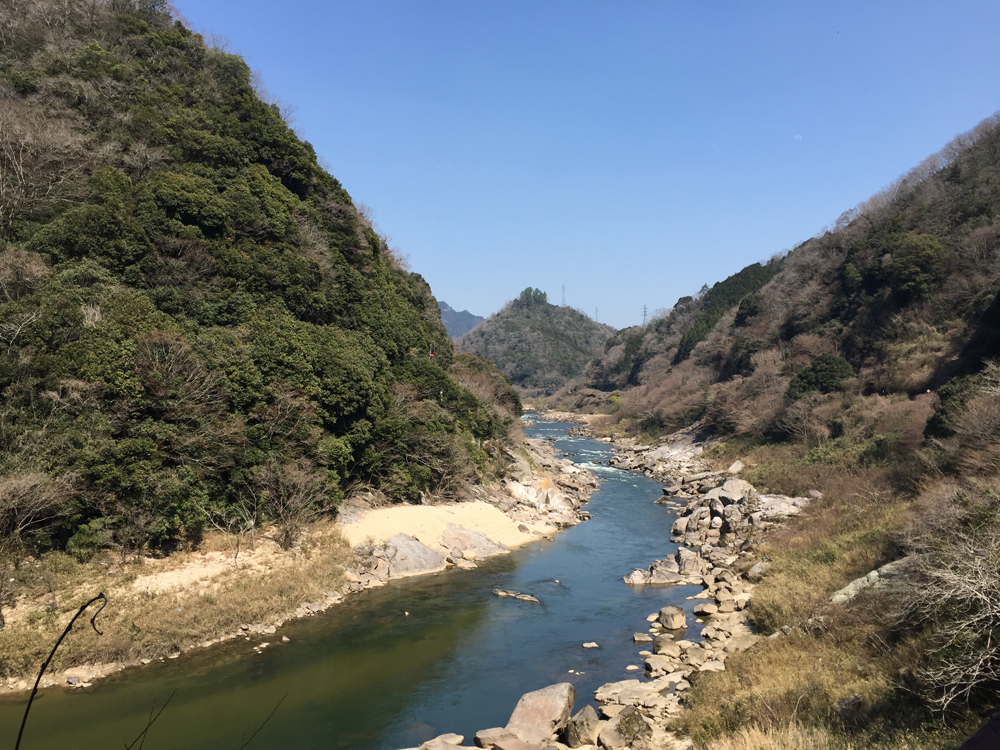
[
  {"xmin": 0, "ymin": 435, "xmax": 598, "ymax": 695},
  {"xmin": 339, "ymin": 499, "xmax": 552, "ymax": 549}
]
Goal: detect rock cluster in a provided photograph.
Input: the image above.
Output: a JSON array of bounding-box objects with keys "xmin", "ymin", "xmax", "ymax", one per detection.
[{"xmin": 402, "ymin": 679, "xmax": 691, "ymax": 750}]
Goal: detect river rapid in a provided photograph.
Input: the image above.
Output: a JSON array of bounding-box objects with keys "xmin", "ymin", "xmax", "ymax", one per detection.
[{"xmin": 0, "ymin": 415, "xmax": 694, "ymax": 749}]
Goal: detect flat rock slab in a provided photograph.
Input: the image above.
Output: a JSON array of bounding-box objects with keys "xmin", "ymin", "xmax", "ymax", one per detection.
[
  {"xmin": 475, "ymin": 727, "xmax": 518, "ymax": 748},
  {"xmin": 440, "ymin": 523, "xmax": 509, "ymax": 559},
  {"xmin": 506, "ymin": 682, "xmax": 577, "ymax": 744},
  {"xmin": 384, "ymin": 534, "xmax": 447, "ymax": 578}
]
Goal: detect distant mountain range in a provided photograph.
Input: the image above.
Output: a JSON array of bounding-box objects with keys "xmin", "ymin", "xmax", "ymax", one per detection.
[{"xmin": 439, "ymin": 301, "xmax": 486, "ymax": 338}]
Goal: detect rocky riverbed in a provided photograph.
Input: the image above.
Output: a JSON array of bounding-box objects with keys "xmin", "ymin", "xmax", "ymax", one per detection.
[{"xmin": 387, "ymin": 415, "xmax": 819, "ymax": 750}]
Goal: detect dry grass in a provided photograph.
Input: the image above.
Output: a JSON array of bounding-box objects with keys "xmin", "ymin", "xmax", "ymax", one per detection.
[
  {"xmin": 0, "ymin": 522, "xmax": 351, "ymax": 680},
  {"xmin": 704, "ymin": 723, "xmax": 835, "ymax": 750}
]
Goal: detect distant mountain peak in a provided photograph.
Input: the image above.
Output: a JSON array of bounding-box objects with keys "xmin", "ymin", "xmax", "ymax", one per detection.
[{"xmin": 438, "ymin": 301, "xmax": 485, "ymax": 339}]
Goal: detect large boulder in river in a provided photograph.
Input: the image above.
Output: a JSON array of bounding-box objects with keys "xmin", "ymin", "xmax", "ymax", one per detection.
[
  {"xmin": 565, "ymin": 704, "xmax": 601, "ymax": 748},
  {"xmin": 439, "ymin": 524, "xmax": 508, "ymax": 560},
  {"xmin": 505, "ymin": 682, "xmax": 576, "ymax": 744},
  {"xmin": 658, "ymin": 605, "xmax": 687, "ymax": 630},
  {"xmin": 623, "ymin": 569, "xmax": 650, "ymax": 585},
  {"xmin": 384, "ymin": 535, "xmax": 447, "ymax": 578}
]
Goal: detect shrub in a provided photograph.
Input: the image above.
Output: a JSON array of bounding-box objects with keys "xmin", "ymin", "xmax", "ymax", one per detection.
[{"xmin": 787, "ymin": 354, "xmax": 854, "ymax": 400}]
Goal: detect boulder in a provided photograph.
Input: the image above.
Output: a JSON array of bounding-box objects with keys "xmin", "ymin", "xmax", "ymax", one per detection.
[
  {"xmin": 475, "ymin": 727, "xmax": 519, "ymax": 748},
  {"xmin": 645, "ymin": 655, "xmax": 674, "ymax": 672},
  {"xmin": 699, "ymin": 660, "xmax": 725, "ymax": 672},
  {"xmin": 440, "ymin": 524, "xmax": 509, "ymax": 559},
  {"xmin": 670, "ymin": 516, "xmax": 689, "ymax": 535},
  {"xmin": 653, "ymin": 637, "xmax": 681, "ymax": 658},
  {"xmin": 648, "ymin": 566, "xmax": 684, "ymax": 584},
  {"xmin": 597, "ymin": 706, "xmax": 652, "ymax": 748},
  {"xmin": 633, "ymin": 632, "xmax": 653, "ymax": 643},
  {"xmin": 421, "ymin": 735, "xmax": 465, "ymax": 750},
  {"xmin": 384, "ymin": 535, "xmax": 447, "ymax": 578},
  {"xmin": 693, "ymin": 603, "xmax": 718, "ymax": 616},
  {"xmin": 565, "ymin": 705, "xmax": 601, "ymax": 748},
  {"xmin": 492, "ymin": 739, "xmax": 548, "ymax": 750},
  {"xmin": 657, "ymin": 605, "xmax": 687, "ymax": 630},
  {"xmin": 511, "ymin": 454, "xmax": 533, "ymax": 483},
  {"xmin": 676, "ymin": 548, "xmax": 706, "ymax": 576},
  {"xmin": 720, "ymin": 478, "xmax": 757, "ymax": 504},
  {"xmin": 746, "ymin": 561, "xmax": 769, "ymax": 583},
  {"xmin": 727, "ymin": 460, "xmax": 744, "ymax": 475},
  {"xmin": 623, "ymin": 569, "xmax": 650, "ymax": 585},
  {"xmin": 505, "ymin": 683, "xmax": 576, "ymax": 744}
]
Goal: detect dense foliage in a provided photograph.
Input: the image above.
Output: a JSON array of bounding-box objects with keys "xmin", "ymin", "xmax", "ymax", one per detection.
[
  {"xmin": 0, "ymin": 0, "xmax": 520, "ymax": 562},
  {"xmin": 457, "ymin": 288, "xmax": 614, "ymax": 391}
]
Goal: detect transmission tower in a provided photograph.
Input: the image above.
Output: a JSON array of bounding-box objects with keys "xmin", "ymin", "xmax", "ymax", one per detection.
[
  {"xmin": 642, "ymin": 304, "xmax": 648, "ymax": 326},
  {"xmin": 595, "ymin": 306, "xmax": 598, "ymax": 323},
  {"xmin": 561, "ymin": 285, "xmax": 566, "ymax": 307}
]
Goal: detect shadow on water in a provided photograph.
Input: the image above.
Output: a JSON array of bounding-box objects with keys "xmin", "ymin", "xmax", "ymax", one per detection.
[{"xmin": 0, "ymin": 417, "xmax": 697, "ymax": 749}]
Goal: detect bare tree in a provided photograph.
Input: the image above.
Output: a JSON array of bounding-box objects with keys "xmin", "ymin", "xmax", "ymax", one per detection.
[
  {"xmin": 901, "ymin": 527, "xmax": 1000, "ymax": 709},
  {"xmin": 0, "ymin": 472, "xmax": 76, "ymax": 627},
  {"xmin": 251, "ymin": 461, "xmax": 327, "ymax": 550},
  {"xmin": 0, "ymin": 309, "xmax": 39, "ymax": 352},
  {"xmin": 0, "ymin": 93, "xmax": 84, "ymax": 237},
  {"xmin": 196, "ymin": 493, "xmax": 261, "ymax": 568}
]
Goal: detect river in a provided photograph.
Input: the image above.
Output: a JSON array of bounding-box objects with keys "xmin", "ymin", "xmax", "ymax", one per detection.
[{"xmin": 1, "ymin": 415, "xmax": 695, "ymax": 749}]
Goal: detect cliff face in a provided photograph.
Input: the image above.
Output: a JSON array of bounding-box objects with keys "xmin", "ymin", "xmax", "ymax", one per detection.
[
  {"xmin": 458, "ymin": 288, "xmax": 615, "ymax": 391},
  {"xmin": 0, "ymin": 0, "xmax": 519, "ymax": 559}
]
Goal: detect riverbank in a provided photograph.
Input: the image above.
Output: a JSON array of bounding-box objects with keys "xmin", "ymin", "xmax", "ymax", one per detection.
[{"xmin": 0, "ymin": 431, "xmax": 598, "ymax": 696}]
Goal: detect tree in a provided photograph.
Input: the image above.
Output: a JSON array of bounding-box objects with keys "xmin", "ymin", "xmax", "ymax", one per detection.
[{"xmin": 0, "ymin": 95, "xmax": 84, "ymax": 238}]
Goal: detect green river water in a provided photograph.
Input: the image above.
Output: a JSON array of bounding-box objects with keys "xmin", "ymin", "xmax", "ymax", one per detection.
[{"xmin": 0, "ymin": 416, "xmax": 697, "ymax": 749}]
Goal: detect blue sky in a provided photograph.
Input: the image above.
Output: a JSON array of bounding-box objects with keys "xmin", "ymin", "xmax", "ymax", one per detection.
[{"xmin": 173, "ymin": 1, "xmax": 1000, "ymax": 329}]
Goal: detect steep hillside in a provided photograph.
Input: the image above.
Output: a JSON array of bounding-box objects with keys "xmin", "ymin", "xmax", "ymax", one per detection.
[
  {"xmin": 0, "ymin": 0, "xmax": 520, "ymax": 568},
  {"xmin": 571, "ymin": 114, "xmax": 1000, "ymax": 746},
  {"xmin": 457, "ymin": 287, "xmax": 614, "ymax": 391},
  {"xmin": 585, "ymin": 259, "xmax": 784, "ymax": 392},
  {"xmin": 438, "ymin": 300, "xmax": 484, "ymax": 338}
]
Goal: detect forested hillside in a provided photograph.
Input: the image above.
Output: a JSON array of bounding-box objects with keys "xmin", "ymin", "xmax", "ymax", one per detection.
[
  {"xmin": 458, "ymin": 287, "xmax": 614, "ymax": 392},
  {"xmin": 0, "ymin": 0, "xmax": 520, "ymax": 568},
  {"xmin": 585, "ymin": 259, "xmax": 783, "ymax": 393},
  {"xmin": 566, "ymin": 114, "xmax": 1000, "ymax": 746}
]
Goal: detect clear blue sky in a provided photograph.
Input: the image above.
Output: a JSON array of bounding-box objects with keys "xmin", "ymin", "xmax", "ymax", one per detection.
[{"xmin": 173, "ymin": 0, "xmax": 1000, "ymax": 329}]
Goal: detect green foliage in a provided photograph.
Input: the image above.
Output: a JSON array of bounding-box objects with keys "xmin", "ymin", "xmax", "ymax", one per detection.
[
  {"xmin": 733, "ymin": 291, "xmax": 760, "ymax": 327},
  {"xmin": 787, "ymin": 353, "xmax": 855, "ymax": 400},
  {"xmin": 459, "ymin": 294, "xmax": 613, "ymax": 390},
  {"xmin": 0, "ymin": 1, "xmax": 519, "ymax": 557},
  {"xmin": 516, "ymin": 287, "xmax": 548, "ymax": 307},
  {"xmin": 674, "ymin": 260, "xmax": 783, "ymax": 364}
]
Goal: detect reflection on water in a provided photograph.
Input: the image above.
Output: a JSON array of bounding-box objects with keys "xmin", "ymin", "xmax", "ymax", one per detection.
[{"xmin": 0, "ymin": 416, "xmax": 694, "ymax": 749}]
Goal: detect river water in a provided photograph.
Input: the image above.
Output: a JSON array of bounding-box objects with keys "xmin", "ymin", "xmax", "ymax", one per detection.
[{"xmin": 1, "ymin": 416, "xmax": 695, "ymax": 750}]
